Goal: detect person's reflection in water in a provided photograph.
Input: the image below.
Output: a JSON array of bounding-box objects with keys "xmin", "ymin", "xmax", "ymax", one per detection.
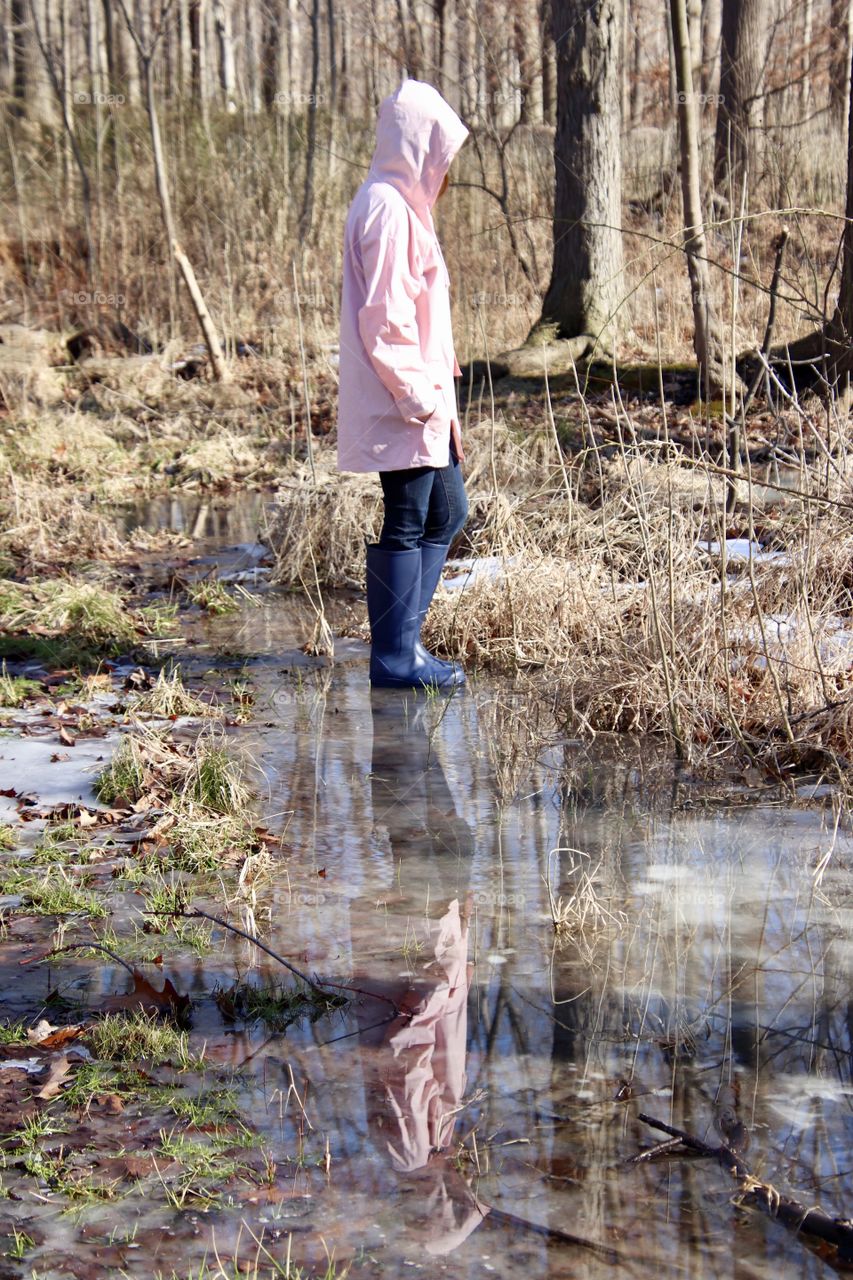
[{"xmin": 364, "ymin": 689, "xmax": 489, "ymax": 1257}]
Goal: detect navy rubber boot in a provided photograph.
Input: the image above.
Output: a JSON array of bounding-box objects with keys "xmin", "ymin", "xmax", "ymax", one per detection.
[
  {"xmin": 416, "ymin": 541, "xmax": 465, "ymax": 681},
  {"xmin": 366, "ymin": 545, "xmax": 465, "ymax": 690}
]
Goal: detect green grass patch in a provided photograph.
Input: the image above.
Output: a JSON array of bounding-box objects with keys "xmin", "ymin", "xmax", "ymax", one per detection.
[
  {"xmin": 0, "ymin": 577, "xmax": 168, "ymax": 666},
  {"xmin": 185, "ymin": 746, "xmax": 250, "ymax": 815},
  {"xmin": 86, "ymin": 1010, "xmax": 200, "ymax": 1068},
  {"xmin": 0, "ymin": 662, "xmax": 42, "ymax": 708},
  {"xmin": 186, "ymin": 578, "xmax": 239, "ymax": 616},
  {"xmin": 214, "ymin": 980, "xmax": 347, "ymax": 1033},
  {"xmin": 0, "ymin": 865, "xmax": 108, "ymax": 918},
  {"xmin": 131, "ymin": 667, "xmax": 221, "ymax": 719},
  {"xmin": 94, "ymin": 735, "xmax": 146, "ymax": 805}
]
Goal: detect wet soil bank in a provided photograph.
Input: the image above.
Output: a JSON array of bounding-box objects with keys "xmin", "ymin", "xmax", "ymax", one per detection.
[{"xmin": 0, "ymin": 501, "xmax": 849, "ymax": 1280}]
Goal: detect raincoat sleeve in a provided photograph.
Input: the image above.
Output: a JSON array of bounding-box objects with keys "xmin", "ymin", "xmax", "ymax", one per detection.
[{"xmin": 356, "ymin": 203, "xmax": 439, "ymax": 427}]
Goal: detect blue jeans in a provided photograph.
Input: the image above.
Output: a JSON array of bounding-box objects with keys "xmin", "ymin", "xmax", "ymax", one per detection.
[{"xmin": 377, "ymin": 446, "xmax": 468, "ymax": 551}]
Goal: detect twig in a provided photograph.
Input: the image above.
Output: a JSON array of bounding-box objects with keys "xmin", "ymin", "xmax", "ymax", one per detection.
[
  {"xmin": 626, "ymin": 1135, "xmax": 685, "ymax": 1165},
  {"xmin": 21, "ymin": 941, "xmax": 137, "ymax": 977}
]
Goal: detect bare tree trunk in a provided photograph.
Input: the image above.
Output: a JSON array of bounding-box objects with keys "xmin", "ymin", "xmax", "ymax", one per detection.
[
  {"xmin": 458, "ymin": 0, "xmax": 477, "ymax": 117},
  {"xmin": 713, "ymin": 0, "xmax": 772, "ymax": 197},
  {"xmin": 829, "ymin": 0, "xmax": 853, "ymax": 127},
  {"xmin": 212, "ymin": 0, "xmax": 237, "ymax": 110},
  {"xmin": 700, "ymin": 0, "xmax": 721, "ymax": 101},
  {"xmin": 28, "ymin": 0, "xmax": 94, "ymax": 275},
  {"xmin": 525, "ymin": 0, "xmax": 623, "ymax": 359},
  {"xmin": 628, "ymin": 0, "xmax": 642, "ymax": 125},
  {"xmin": 326, "ymin": 0, "xmax": 336, "ymax": 113},
  {"xmin": 799, "ymin": 0, "xmax": 813, "ymax": 108},
  {"xmin": 13, "ymin": 0, "xmax": 57, "ymax": 121},
  {"xmin": 832, "ymin": 38, "xmax": 853, "ymax": 346},
  {"xmin": 177, "ymin": 0, "xmax": 191, "ymax": 94},
  {"xmin": 687, "ymin": 0, "xmax": 702, "ymax": 79},
  {"xmin": 540, "ymin": 0, "xmax": 556, "ymax": 124},
  {"xmin": 515, "ymin": 0, "xmax": 541, "ymax": 124},
  {"xmin": 244, "ymin": 0, "xmax": 261, "ymax": 111},
  {"xmin": 117, "ymin": 0, "xmax": 229, "ymax": 381},
  {"xmin": 671, "ymin": 0, "xmax": 725, "ymax": 394},
  {"xmin": 435, "ymin": 0, "xmax": 446, "ymax": 92},
  {"xmin": 298, "ymin": 0, "xmax": 320, "ymax": 243}
]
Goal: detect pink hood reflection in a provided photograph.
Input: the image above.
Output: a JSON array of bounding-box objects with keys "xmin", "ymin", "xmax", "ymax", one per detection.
[{"xmin": 379, "ymin": 897, "xmax": 488, "ymax": 1255}]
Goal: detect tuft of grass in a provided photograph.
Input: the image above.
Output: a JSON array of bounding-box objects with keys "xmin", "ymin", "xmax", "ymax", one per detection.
[
  {"xmin": 0, "ymin": 865, "xmax": 108, "ymax": 918},
  {"xmin": 7, "ymin": 1227, "xmax": 34, "ymax": 1258},
  {"xmin": 0, "ymin": 577, "xmax": 164, "ymax": 664},
  {"xmin": 94, "ymin": 735, "xmax": 146, "ymax": 805},
  {"xmin": 186, "ymin": 578, "xmax": 239, "ymax": 616},
  {"xmin": 0, "ymin": 824, "xmax": 18, "ymax": 851},
  {"xmin": 184, "ymin": 745, "xmax": 251, "ymax": 815},
  {"xmin": 0, "ymin": 662, "xmax": 42, "ymax": 708},
  {"xmin": 214, "ymin": 980, "xmax": 347, "ymax": 1032},
  {"xmin": 31, "ymin": 820, "xmax": 95, "ymax": 865},
  {"xmin": 132, "ymin": 668, "xmax": 222, "ymax": 719},
  {"xmin": 86, "ymin": 1010, "xmax": 200, "ymax": 1069},
  {"xmin": 163, "ymin": 1088, "xmax": 242, "ymax": 1128},
  {"xmin": 0, "ymin": 1019, "xmax": 28, "ymax": 1044}
]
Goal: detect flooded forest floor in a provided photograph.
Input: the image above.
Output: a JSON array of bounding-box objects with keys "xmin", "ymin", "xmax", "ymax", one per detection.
[{"xmin": 0, "ymin": 339, "xmax": 850, "ymax": 1279}]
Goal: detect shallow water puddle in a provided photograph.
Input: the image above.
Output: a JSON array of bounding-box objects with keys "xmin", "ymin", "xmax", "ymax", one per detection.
[{"xmin": 0, "ymin": 553, "xmax": 850, "ymax": 1277}]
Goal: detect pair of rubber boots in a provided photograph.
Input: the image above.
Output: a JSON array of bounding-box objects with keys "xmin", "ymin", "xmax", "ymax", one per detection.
[{"xmin": 366, "ymin": 542, "xmax": 465, "ymax": 690}]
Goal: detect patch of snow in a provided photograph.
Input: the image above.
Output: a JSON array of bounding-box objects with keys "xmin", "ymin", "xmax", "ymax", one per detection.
[{"xmin": 698, "ymin": 538, "xmax": 790, "ymax": 565}]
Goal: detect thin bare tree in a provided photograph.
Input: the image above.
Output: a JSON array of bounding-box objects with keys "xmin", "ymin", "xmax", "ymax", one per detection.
[
  {"xmin": 672, "ymin": 0, "xmax": 725, "ymax": 395},
  {"xmin": 116, "ymin": 0, "xmax": 229, "ymax": 381}
]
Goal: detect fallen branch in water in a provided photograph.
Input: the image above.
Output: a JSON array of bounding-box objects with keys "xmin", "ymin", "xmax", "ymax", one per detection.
[{"xmin": 638, "ymin": 1113, "xmax": 853, "ymax": 1266}]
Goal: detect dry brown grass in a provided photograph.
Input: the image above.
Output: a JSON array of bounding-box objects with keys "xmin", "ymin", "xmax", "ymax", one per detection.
[{"xmin": 263, "ymin": 385, "xmax": 853, "ymax": 780}]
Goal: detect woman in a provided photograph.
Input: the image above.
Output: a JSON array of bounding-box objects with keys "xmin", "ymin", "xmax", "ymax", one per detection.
[{"xmin": 337, "ymin": 79, "xmax": 469, "ymax": 690}]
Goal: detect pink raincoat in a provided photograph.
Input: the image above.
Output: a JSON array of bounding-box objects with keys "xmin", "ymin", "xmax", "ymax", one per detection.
[{"xmin": 336, "ymin": 80, "xmax": 469, "ymax": 473}]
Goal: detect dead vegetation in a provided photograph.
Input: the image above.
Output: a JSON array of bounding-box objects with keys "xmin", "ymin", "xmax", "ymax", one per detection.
[{"xmin": 263, "ymin": 394, "xmax": 853, "ymax": 778}]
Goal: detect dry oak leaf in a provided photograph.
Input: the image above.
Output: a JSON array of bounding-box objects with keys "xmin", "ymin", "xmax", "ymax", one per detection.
[
  {"xmin": 35, "ymin": 1054, "xmax": 72, "ymax": 1099},
  {"xmin": 27, "ymin": 1020, "xmax": 87, "ymax": 1050}
]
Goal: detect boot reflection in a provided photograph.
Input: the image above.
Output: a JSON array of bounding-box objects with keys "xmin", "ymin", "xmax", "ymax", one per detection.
[
  {"xmin": 370, "ymin": 687, "xmax": 473, "ymax": 874},
  {"xmin": 366, "ymin": 690, "xmax": 486, "ymax": 1255}
]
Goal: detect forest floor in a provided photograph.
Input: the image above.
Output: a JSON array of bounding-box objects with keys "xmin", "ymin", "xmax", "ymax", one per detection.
[{"xmin": 0, "ymin": 335, "xmax": 850, "ymax": 1278}]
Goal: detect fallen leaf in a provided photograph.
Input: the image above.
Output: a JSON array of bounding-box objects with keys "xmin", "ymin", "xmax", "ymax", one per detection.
[
  {"xmin": 90, "ymin": 1093, "xmax": 124, "ymax": 1114},
  {"xmin": 27, "ymin": 1022, "xmax": 86, "ymax": 1050},
  {"xmin": 102, "ymin": 969, "xmax": 190, "ymax": 1018},
  {"xmin": 50, "ymin": 752, "xmax": 72, "ymax": 763},
  {"xmin": 35, "ymin": 1055, "xmax": 72, "ymax": 1099},
  {"xmin": 58, "ymin": 726, "xmax": 76, "ymax": 747}
]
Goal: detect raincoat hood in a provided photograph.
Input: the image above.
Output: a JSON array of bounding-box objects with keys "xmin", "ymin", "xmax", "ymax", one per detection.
[{"xmin": 368, "ymin": 79, "xmax": 469, "ymax": 225}]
